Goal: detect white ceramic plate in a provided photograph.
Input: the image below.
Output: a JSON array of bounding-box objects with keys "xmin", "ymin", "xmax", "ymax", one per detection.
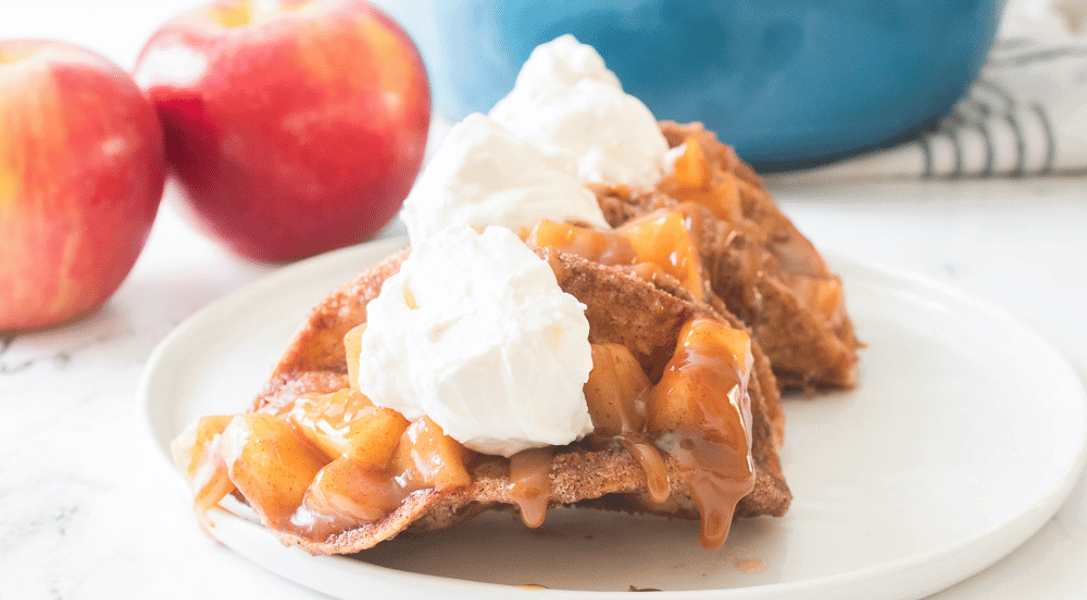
[{"xmin": 139, "ymin": 237, "xmax": 1087, "ymax": 600}]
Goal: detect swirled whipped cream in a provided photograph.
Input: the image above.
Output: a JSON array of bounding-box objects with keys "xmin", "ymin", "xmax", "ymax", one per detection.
[
  {"xmin": 489, "ymin": 34, "xmax": 670, "ymax": 187},
  {"xmin": 357, "ymin": 225, "xmax": 595, "ymax": 456},
  {"xmin": 399, "ymin": 113, "xmax": 608, "ymax": 245}
]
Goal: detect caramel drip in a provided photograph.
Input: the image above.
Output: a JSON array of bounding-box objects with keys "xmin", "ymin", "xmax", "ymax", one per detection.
[
  {"xmin": 583, "ymin": 317, "xmax": 756, "ymax": 548},
  {"xmin": 734, "ymin": 558, "xmax": 767, "ymax": 574},
  {"xmin": 618, "ymin": 435, "xmax": 670, "ymax": 503},
  {"xmin": 668, "ymin": 430, "xmax": 754, "ymax": 550},
  {"xmin": 508, "ymin": 447, "xmax": 554, "ymax": 528}
]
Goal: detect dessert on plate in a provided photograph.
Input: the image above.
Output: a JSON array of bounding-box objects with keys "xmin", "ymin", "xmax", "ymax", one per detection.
[
  {"xmin": 171, "ymin": 34, "xmax": 859, "ymax": 556},
  {"xmin": 174, "ymin": 226, "xmax": 790, "ymax": 554}
]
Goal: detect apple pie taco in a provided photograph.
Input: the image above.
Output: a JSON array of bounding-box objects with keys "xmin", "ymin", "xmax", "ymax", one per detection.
[
  {"xmin": 594, "ymin": 121, "xmax": 864, "ymax": 391},
  {"xmin": 171, "ymin": 226, "xmax": 791, "ymax": 555}
]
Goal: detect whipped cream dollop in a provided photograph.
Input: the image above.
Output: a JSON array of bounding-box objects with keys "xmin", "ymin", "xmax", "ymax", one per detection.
[
  {"xmin": 399, "ymin": 113, "xmax": 608, "ymax": 245},
  {"xmin": 489, "ymin": 34, "xmax": 670, "ymax": 187},
  {"xmin": 357, "ymin": 226, "xmax": 595, "ymax": 457}
]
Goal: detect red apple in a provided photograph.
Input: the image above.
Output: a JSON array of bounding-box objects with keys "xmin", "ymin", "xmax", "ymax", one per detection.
[
  {"xmin": 133, "ymin": 0, "xmax": 431, "ymax": 262},
  {"xmin": 0, "ymin": 40, "xmax": 166, "ymax": 331}
]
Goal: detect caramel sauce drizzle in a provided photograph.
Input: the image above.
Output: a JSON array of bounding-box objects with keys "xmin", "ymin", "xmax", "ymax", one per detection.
[
  {"xmin": 508, "ymin": 447, "xmax": 554, "ymax": 528},
  {"xmin": 618, "ymin": 435, "xmax": 670, "ymax": 503}
]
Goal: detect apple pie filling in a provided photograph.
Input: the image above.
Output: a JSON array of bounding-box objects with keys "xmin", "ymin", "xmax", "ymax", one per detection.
[{"xmin": 527, "ymin": 207, "xmax": 708, "ymax": 303}]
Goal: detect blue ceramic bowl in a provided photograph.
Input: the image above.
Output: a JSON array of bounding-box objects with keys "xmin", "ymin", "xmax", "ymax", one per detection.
[{"xmin": 394, "ymin": 0, "xmax": 1003, "ymax": 172}]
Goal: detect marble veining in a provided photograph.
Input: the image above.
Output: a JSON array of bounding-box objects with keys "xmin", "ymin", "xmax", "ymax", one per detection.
[{"xmin": 0, "ymin": 333, "xmax": 36, "ymax": 374}]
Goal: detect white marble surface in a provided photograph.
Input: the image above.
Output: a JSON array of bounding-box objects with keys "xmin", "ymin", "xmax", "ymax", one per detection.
[{"xmin": 4, "ymin": 2, "xmax": 1087, "ymax": 599}]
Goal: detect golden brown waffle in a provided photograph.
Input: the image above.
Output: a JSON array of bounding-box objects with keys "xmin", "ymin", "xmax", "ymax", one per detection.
[
  {"xmin": 248, "ymin": 247, "xmax": 790, "ymax": 555},
  {"xmin": 595, "ymin": 121, "xmax": 863, "ymax": 390}
]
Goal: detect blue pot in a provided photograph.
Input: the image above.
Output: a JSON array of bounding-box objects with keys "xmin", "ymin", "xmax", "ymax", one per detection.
[{"xmin": 404, "ymin": 0, "xmax": 1002, "ymax": 172}]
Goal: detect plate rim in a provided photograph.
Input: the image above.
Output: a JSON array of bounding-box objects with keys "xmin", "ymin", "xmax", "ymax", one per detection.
[{"xmin": 137, "ymin": 237, "xmax": 1087, "ymax": 600}]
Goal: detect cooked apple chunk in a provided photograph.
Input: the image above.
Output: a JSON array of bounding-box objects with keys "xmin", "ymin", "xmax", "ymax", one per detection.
[
  {"xmin": 616, "ymin": 209, "xmax": 706, "ymax": 301},
  {"xmin": 219, "ymin": 413, "xmax": 330, "ymax": 527},
  {"xmin": 390, "ymin": 416, "xmax": 472, "ymax": 492},
  {"xmin": 341, "ymin": 407, "xmax": 410, "ymax": 468},
  {"xmin": 281, "ymin": 389, "xmax": 373, "ymax": 459},
  {"xmin": 303, "ymin": 457, "xmax": 402, "ymax": 525},
  {"xmin": 584, "ymin": 343, "xmax": 650, "ymax": 436},
  {"xmin": 660, "ymin": 136, "xmax": 743, "ymax": 222},
  {"xmin": 528, "ymin": 212, "xmax": 707, "ymax": 301},
  {"xmin": 170, "ymin": 415, "xmax": 236, "ymax": 510},
  {"xmin": 648, "ymin": 318, "xmax": 752, "ymax": 434},
  {"xmin": 529, "ymin": 219, "xmax": 637, "ymax": 266}
]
